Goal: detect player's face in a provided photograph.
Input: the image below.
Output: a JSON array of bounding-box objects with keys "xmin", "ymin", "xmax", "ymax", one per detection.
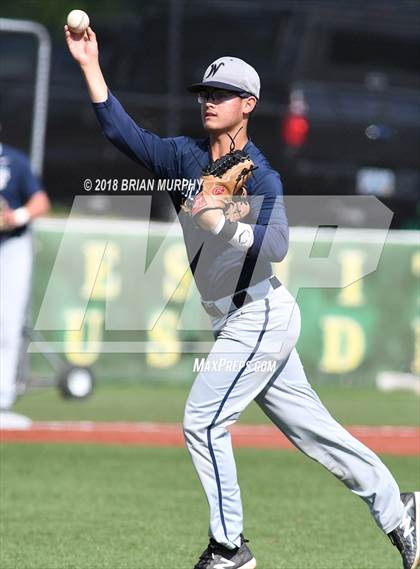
[{"xmin": 198, "ymin": 89, "xmax": 253, "ymax": 132}]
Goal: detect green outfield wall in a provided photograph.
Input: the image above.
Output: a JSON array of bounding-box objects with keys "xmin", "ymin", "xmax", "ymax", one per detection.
[{"xmin": 29, "ymin": 218, "xmax": 419, "ymax": 386}]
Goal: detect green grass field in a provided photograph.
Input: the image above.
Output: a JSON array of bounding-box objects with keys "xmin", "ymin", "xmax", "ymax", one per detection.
[
  {"xmin": 12, "ymin": 383, "xmax": 420, "ymax": 425},
  {"xmin": 1, "ymin": 444, "xmax": 418, "ymax": 569},
  {"xmin": 2, "ymin": 383, "xmax": 419, "ymax": 568}
]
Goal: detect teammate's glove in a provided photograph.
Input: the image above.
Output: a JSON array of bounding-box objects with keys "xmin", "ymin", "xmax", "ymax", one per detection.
[{"xmin": 183, "ymin": 150, "xmax": 256, "ymax": 223}]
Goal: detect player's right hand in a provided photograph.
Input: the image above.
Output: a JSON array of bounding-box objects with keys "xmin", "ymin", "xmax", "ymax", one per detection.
[{"xmin": 64, "ymin": 25, "xmax": 99, "ymax": 67}]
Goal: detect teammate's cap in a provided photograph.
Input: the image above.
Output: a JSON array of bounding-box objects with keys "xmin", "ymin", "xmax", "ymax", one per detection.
[{"xmin": 188, "ymin": 56, "xmax": 260, "ymax": 100}]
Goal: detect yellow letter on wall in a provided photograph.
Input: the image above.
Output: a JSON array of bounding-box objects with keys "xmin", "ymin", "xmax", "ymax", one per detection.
[
  {"xmin": 64, "ymin": 308, "xmax": 104, "ymax": 366},
  {"xmin": 162, "ymin": 243, "xmax": 192, "ymax": 304},
  {"xmin": 320, "ymin": 315, "xmax": 366, "ymax": 373},
  {"xmin": 337, "ymin": 250, "xmax": 366, "ymax": 307},
  {"xmin": 81, "ymin": 241, "xmax": 121, "ymax": 301},
  {"xmin": 146, "ymin": 309, "xmax": 181, "ymax": 368}
]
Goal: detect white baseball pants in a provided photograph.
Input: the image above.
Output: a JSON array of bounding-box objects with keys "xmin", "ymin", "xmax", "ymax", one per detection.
[
  {"xmin": 0, "ymin": 232, "xmax": 32, "ymax": 410},
  {"xmin": 183, "ymin": 283, "xmax": 403, "ymax": 548}
]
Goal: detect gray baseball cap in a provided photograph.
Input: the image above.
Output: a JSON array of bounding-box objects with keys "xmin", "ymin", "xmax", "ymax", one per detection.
[{"xmin": 188, "ymin": 56, "xmax": 260, "ymax": 99}]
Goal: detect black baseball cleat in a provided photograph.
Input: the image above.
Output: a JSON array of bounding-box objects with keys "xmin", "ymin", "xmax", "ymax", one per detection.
[
  {"xmin": 193, "ymin": 535, "xmax": 256, "ymax": 569},
  {"xmin": 388, "ymin": 492, "xmax": 420, "ymax": 569}
]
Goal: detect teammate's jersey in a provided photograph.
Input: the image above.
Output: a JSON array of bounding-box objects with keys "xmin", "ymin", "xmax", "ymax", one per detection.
[
  {"xmin": 93, "ymin": 92, "xmax": 289, "ymax": 300},
  {"xmin": 0, "ymin": 143, "xmax": 41, "ymax": 241}
]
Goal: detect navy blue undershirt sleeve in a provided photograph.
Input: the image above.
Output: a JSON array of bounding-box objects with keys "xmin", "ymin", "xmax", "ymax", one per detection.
[
  {"xmin": 92, "ymin": 91, "xmax": 179, "ymax": 179},
  {"xmin": 247, "ymin": 172, "xmax": 289, "ymax": 262}
]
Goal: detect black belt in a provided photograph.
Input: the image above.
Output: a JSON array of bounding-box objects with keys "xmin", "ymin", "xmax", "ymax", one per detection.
[{"xmin": 232, "ymin": 275, "xmax": 281, "ymax": 310}]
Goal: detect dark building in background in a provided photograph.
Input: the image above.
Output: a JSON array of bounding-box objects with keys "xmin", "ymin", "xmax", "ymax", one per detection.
[{"xmin": 1, "ymin": 0, "xmax": 419, "ymax": 227}]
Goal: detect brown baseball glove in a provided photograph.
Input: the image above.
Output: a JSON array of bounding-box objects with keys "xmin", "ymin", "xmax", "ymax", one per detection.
[{"xmin": 183, "ymin": 150, "xmax": 256, "ymax": 222}]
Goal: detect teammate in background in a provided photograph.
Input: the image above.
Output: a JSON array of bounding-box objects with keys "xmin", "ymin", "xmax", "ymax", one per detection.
[
  {"xmin": 0, "ymin": 136, "xmax": 50, "ymax": 429},
  {"xmin": 65, "ymin": 25, "xmax": 419, "ymax": 569}
]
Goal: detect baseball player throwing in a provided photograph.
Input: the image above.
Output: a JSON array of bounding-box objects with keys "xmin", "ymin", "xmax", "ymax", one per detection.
[{"xmin": 65, "ymin": 24, "xmax": 419, "ymax": 569}]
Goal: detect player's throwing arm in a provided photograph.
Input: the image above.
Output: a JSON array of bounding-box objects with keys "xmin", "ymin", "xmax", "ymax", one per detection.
[{"xmin": 64, "ymin": 11, "xmax": 107, "ymax": 103}]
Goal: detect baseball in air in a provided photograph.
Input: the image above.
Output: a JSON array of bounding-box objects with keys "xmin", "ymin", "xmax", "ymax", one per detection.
[{"xmin": 67, "ymin": 9, "xmax": 90, "ymax": 34}]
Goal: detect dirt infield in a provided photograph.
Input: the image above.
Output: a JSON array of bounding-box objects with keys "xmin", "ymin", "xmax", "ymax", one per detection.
[{"xmin": 1, "ymin": 422, "xmax": 419, "ymax": 455}]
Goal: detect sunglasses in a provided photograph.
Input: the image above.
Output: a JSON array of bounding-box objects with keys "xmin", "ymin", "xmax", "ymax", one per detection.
[{"xmin": 197, "ymin": 90, "xmax": 251, "ymax": 104}]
